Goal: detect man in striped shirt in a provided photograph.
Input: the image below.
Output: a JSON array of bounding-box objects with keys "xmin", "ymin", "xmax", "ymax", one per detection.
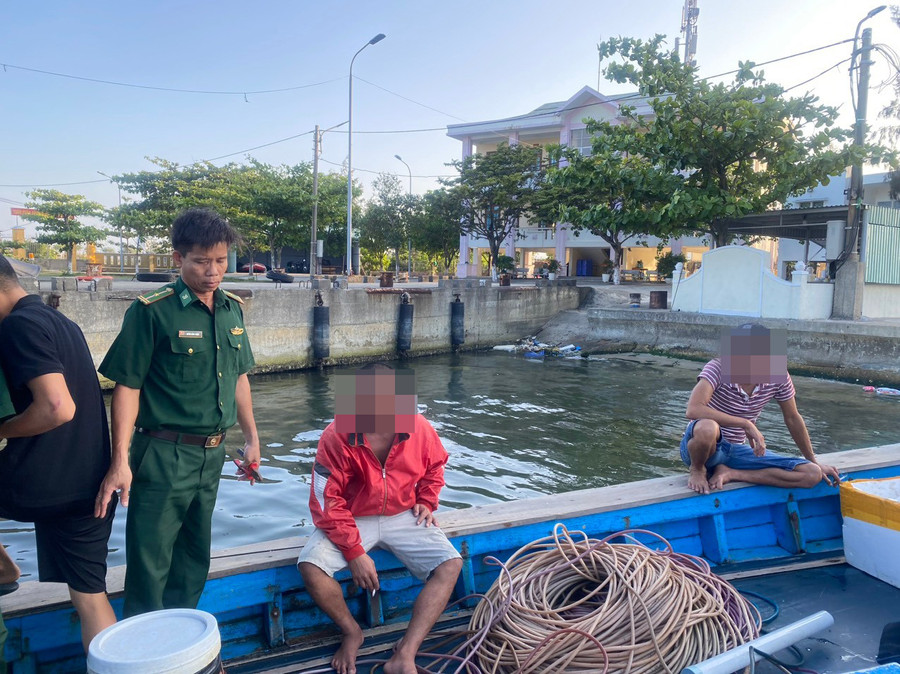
[{"xmin": 680, "ymin": 324, "xmax": 840, "ymax": 494}]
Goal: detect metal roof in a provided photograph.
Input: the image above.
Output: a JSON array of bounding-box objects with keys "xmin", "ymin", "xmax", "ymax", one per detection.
[{"xmin": 718, "ymin": 205, "xmax": 848, "ymax": 244}]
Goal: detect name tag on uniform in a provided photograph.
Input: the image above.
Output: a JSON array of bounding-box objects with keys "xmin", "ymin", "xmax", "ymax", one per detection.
[{"xmin": 179, "ymin": 330, "xmax": 203, "ymax": 339}]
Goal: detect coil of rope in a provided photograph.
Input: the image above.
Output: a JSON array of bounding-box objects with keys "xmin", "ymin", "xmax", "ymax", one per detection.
[{"xmin": 463, "ymin": 524, "xmax": 761, "ymax": 674}]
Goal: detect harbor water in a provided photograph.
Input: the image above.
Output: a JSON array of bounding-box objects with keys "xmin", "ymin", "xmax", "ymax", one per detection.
[{"xmin": 3, "ymin": 351, "xmax": 900, "ymax": 580}]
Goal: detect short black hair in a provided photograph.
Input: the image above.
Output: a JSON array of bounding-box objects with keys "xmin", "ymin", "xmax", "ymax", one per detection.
[
  {"xmin": 0, "ymin": 255, "xmax": 22, "ymax": 291},
  {"xmin": 171, "ymin": 208, "xmax": 240, "ymax": 255}
]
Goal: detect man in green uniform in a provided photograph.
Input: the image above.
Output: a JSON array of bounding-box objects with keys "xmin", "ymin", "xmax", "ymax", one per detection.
[{"xmin": 96, "ymin": 208, "xmax": 260, "ymax": 617}]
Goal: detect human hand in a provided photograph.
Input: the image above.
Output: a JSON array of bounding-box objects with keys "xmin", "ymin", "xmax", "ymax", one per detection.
[
  {"xmin": 235, "ymin": 443, "xmax": 262, "ymax": 485},
  {"xmin": 94, "ymin": 463, "xmax": 132, "ymax": 517},
  {"xmin": 818, "ymin": 463, "xmax": 841, "ymax": 486},
  {"xmin": 745, "ymin": 424, "xmax": 767, "ymax": 456},
  {"xmin": 412, "ymin": 503, "xmax": 437, "ymax": 527},
  {"xmin": 349, "ymin": 554, "xmax": 379, "ymax": 592}
]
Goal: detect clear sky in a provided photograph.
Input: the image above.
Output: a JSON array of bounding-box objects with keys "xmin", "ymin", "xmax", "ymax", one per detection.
[{"xmin": 1, "ymin": 0, "xmax": 897, "ymax": 237}]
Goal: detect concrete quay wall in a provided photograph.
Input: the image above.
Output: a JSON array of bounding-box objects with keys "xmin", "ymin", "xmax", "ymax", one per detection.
[
  {"xmin": 46, "ymin": 282, "xmax": 585, "ymax": 375},
  {"xmin": 538, "ymin": 306, "xmax": 900, "ymax": 384}
]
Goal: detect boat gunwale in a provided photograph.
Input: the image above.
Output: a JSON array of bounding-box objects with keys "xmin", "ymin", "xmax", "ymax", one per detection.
[{"xmin": 2, "ymin": 443, "xmax": 898, "ymax": 618}]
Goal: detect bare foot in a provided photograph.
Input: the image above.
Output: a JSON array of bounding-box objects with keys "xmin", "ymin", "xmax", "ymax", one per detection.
[
  {"xmin": 384, "ymin": 649, "xmax": 418, "ymax": 674},
  {"xmin": 708, "ymin": 464, "xmax": 733, "ymax": 491},
  {"xmin": 688, "ymin": 468, "xmax": 710, "ymax": 495},
  {"xmin": 332, "ymin": 625, "xmax": 364, "ymax": 674}
]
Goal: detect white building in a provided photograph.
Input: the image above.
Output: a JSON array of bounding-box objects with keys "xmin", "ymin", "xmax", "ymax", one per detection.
[{"xmin": 446, "ymin": 87, "xmax": 709, "ymax": 279}]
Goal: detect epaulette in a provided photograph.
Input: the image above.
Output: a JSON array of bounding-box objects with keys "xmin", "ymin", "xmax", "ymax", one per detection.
[
  {"xmin": 137, "ymin": 287, "xmax": 175, "ymax": 305},
  {"xmin": 223, "ymin": 290, "xmax": 244, "ymax": 305}
]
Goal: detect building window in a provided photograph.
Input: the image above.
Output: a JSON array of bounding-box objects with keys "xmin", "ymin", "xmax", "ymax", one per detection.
[
  {"xmin": 797, "ymin": 200, "xmax": 825, "ymax": 209},
  {"xmin": 569, "ymin": 128, "xmax": 593, "ymax": 156},
  {"xmin": 877, "ymin": 200, "xmax": 900, "ymax": 209}
]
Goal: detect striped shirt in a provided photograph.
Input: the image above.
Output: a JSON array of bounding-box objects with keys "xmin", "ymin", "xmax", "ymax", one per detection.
[{"xmin": 697, "ymin": 358, "xmax": 795, "ymax": 444}]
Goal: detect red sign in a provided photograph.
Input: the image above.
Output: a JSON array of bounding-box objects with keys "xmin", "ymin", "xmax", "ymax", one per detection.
[{"xmin": 10, "ymin": 208, "xmax": 39, "ymax": 216}]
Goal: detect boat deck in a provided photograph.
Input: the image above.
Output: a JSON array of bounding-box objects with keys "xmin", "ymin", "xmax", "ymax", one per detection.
[{"xmin": 227, "ymin": 561, "xmax": 900, "ymax": 673}]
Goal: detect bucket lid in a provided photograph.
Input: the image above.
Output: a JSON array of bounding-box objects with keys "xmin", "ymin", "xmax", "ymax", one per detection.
[{"xmin": 87, "ymin": 609, "xmax": 220, "ymax": 674}]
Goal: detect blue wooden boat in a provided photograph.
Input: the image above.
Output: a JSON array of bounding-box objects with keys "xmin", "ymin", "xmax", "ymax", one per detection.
[{"xmin": 3, "ymin": 443, "xmax": 900, "ymax": 673}]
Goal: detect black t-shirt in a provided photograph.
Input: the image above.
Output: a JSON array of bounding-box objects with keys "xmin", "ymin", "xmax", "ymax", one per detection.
[{"xmin": 0, "ymin": 295, "xmax": 111, "ymax": 517}]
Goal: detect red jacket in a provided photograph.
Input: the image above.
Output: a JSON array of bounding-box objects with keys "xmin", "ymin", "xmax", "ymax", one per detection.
[{"xmin": 309, "ymin": 414, "xmax": 449, "ymax": 562}]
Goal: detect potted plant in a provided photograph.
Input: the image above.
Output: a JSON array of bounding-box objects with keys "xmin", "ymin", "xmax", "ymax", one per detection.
[
  {"xmin": 496, "ymin": 255, "xmax": 515, "ymax": 286},
  {"xmin": 599, "ymin": 258, "xmax": 614, "ymax": 283},
  {"xmin": 546, "ymin": 258, "xmax": 561, "ymax": 281}
]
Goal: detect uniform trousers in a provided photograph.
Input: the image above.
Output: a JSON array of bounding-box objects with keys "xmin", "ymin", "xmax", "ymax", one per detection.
[{"xmin": 124, "ymin": 432, "xmax": 225, "ymax": 617}]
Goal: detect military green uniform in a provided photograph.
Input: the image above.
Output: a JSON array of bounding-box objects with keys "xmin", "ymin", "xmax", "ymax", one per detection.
[
  {"xmin": 99, "ymin": 277, "xmax": 254, "ymax": 617},
  {"xmin": 0, "ymin": 366, "xmax": 14, "ymax": 669}
]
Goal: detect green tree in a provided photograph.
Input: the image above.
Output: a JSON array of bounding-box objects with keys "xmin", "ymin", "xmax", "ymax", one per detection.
[
  {"xmin": 359, "ymin": 173, "xmax": 406, "ymax": 272},
  {"xmin": 412, "ymin": 188, "xmax": 463, "ymax": 271},
  {"xmin": 546, "ymin": 141, "xmax": 686, "ymax": 280},
  {"xmin": 597, "ymin": 36, "xmax": 866, "ymax": 247},
  {"xmin": 22, "ymin": 189, "xmax": 106, "ymax": 272},
  {"xmin": 877, "ymin": 7, "xmax": 900, "ymax": 198},
  {"xmin": 448, "ymin": 142, "xmax": 543, "ymax": 275}
]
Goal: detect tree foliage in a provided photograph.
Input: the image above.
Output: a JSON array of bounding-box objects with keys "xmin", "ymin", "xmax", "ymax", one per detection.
[
  {"xmin": 877, "ymin": 7, "xmax": 900, "ymax": 199},
  {"xmin": 448, "ymin": 142, "xmax": 543, "ymax": 271},
  {"xmin": 411, "ymin": 187, "xmax": 463, "ymax": 271},
  {"xmin": 359, "ymin": 173, "xmax": 407, "ymax": 271},
  {"xmin": 596, "ymin": 35, "xmax": 867, "ymax": 247},
  {"xmin": 22, "ymin": 189, "xmax": 106, "ymax": 272}
]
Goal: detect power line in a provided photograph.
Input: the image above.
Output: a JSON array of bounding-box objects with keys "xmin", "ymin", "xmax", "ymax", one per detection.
[
  {"xmin": 319, "ymin": 157, "xmax": 455, "ymax": 179},
  {"xmin": 701, "ymin": 39, "xmax": 854, "ymax": 80},
  {"xmin": 783, "ymin": 57, "xmax": 853, "ymax": 93},
  {"xmin": 0, "ymin": 179, "xmax": 108, "ymax": 188},
  {"xmin": 356, "ymin": 77, "xmax": 468, "ymax": 121},
  {"xmin": 0, "ymin": 62, "xmax": 345, "ymax": 96},
  {"xmin": 199, "ymin": 130, "xmax": 316, "ymax": 163}
]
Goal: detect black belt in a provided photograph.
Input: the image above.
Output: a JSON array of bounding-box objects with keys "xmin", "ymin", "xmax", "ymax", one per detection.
[{"xmin": 136, "ymin": 428, "xmax": 226, "ymax": 448}]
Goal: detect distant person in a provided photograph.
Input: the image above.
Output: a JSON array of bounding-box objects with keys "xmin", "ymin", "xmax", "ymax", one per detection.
[
  {"xmin": 0, "ymin": 255, "xmax": 117, "ymax": 651},
  {"xmin": 97, "ymin": 208, "xmax": 260, "ymax": 617},
  {"xmin": 681, "ymin": 323, "xmax": 840, "ymax": 494},
  {"xmin": 298, "ymin": 363, "xmax": 462, "ymax": 674}
]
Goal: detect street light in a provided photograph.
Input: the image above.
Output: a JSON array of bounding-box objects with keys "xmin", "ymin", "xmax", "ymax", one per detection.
[
  {"xmin": 346, "ymin": 32, "xmax": 386, "ymax": 277},
  {"xmin": 311, "ymin": 120, "xmax": 348, "ymax": 281},
  {"xmin": 394, "ymin": 154, "xmax": 412, "ymax": 276},
  {"xmin": 97, "ymin": 171, "xmax": 124, "ymax": 273}
]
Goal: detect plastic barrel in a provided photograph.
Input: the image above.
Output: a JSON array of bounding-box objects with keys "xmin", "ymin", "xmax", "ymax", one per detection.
[
  {"xmin": 450, "ymin": 300, "xmax": 465, "ymax": 347},
  {"xmin": 87, "ymin": 609, "xmax": 222, "ymax": 674},
  {"xmin": 398, "ymin": 302, "xmax": 414, "ymax": 352},
  {"xmin": 649, "ymin": 290, "xmax": 668, "ymax": 309},
  {"xmin": 313, "ymin": 305, "xmax": 330, "ymax": 360}
]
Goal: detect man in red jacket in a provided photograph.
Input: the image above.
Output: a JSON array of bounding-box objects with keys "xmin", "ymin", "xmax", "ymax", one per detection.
[{"xmin": 298, "ymin": 364, "xmax": 462, "ymax": 674}]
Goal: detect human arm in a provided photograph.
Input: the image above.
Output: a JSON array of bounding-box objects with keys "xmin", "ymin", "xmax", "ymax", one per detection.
[
  {"xmin": 778, "ymin": 397, "xmax": 840, "ymax": 485},
  {"xmin": 413, "ymin": 420, "xmax": 449, "ymax": 527},
  {"xmin": 94, "ymin": 384, "xmax": 138, "ymax": 517},
  {"xmin": 0, "ymin": 373, "xmax": 75, "ymax": 440},
  {"xmin": 685, "ymin": 378, "xmax": 766, "ymax": 452},
  {"xmin": 234, "ymin": 373, "xmax": 260, "ymax": 470}
]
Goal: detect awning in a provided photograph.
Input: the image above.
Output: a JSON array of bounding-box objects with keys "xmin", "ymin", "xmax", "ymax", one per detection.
[{"xmin": 716, "ymin": 205, "xmax": 848, "ymax": 244}]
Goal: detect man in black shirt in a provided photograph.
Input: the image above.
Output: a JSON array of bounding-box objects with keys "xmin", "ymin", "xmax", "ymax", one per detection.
[{"xmin": 0, "ymin": 256, "xmax": 117, "ymax": 651}]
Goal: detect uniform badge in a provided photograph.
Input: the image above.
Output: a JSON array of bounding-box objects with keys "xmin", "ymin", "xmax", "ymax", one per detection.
[
  {"xmin": 179, "ymin": 330, "xmax": 203, "ymax": 339},
  {"xmin": 230, "ymin": 327, "xmax": 244, "ymax": 336}
]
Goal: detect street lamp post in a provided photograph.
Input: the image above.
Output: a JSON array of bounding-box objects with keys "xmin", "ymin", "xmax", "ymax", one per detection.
[
  {"xmin": 311, "ymin": 120, "xmax": 348, "ymax": 281},
  {"xmin": 346, "ymin": 33, "xmax": 386, "ymax": 277},
  {"xmin": 97, "ymin": 171, "xmax": 124, "ymax": 273},
  {"xmin": 394, "ymin": 154, "xmax": 412, "ymax": 276}
]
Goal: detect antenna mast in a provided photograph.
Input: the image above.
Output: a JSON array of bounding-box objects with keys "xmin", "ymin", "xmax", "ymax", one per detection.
[{"xmin": 680, "ymin": 0, "xmax": 700, "ymax": 66}]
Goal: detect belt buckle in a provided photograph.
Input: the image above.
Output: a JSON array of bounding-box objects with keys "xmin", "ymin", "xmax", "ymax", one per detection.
[{"xmin": 204, "ymin": 433, "xmax": 223, "ymax": 448}]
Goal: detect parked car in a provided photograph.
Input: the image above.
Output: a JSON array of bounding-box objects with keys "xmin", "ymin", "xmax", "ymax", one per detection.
[{"xmin": 239, "ymin": 262, "xmax": 268, "ymax": 273}]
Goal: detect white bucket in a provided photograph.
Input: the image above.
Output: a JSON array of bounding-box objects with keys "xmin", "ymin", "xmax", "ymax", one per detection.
[{"xmin": 87, "ymin": 609, "xmax": 222, "ymax": 674}]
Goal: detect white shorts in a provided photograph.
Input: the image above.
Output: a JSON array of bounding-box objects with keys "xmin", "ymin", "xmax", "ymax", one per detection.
[{"xmin": 297, "ymin": 510, "xmax": 461, "ymax": 581}]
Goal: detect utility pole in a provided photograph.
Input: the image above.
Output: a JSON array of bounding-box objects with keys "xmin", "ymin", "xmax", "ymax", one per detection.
[
  {"xmin": 311, "ymin": 126, "xmax": 321, "ymax": 282},
  {"xmin": 846, "ymin": 27, "xmax": 873, "ymax": 255},
  {"xmin": 680, "ymin": 0, "xmax": 699, "ymax": 66}
]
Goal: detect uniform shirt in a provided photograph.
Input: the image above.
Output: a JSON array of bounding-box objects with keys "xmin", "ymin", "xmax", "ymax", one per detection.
[
  {"xmin": 0, "ymin": 366, "xmax": 14, "ymax": 422},
  {"xmin": 697, "ymin": 358, "xmax": 796, "ymax": 445},
  {"xmin": 0, "ymin": 294, "xmax": 111, "ymax": 513},
  {"xmin": 99, "ymin": 277, "xmax": 255, "ymax": 434}
]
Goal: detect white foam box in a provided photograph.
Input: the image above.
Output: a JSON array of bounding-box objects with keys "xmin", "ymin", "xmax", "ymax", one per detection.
[{"xmin": 841, "ymin": 477, "xmax": 900, "ymax": 590}]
